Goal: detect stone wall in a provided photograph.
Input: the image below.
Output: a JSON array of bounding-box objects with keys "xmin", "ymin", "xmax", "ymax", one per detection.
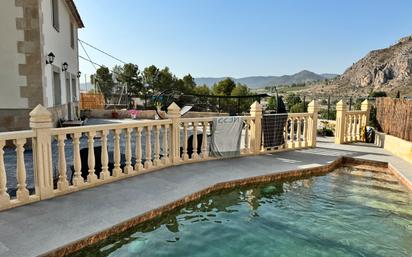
[{"xmin": 0, "ymin": 109, "xmax": 31, "ymax": 132}]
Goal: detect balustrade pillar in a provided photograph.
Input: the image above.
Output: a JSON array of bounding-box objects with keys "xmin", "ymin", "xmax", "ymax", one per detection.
[
  {"xmin": 307, "ymin": 100, "xmax": 319, "ymax": 147},
  {"xmin": 361, "ymin": 99, "xmax": 371, "ymax": 127},
  {"xmin": 250, "ymin": 101, "xmax": 262, "ymax": 153},
  {"xmin": 335, "ymin": 100, "xmax": 347, "ymax": 144},
  {"xmin": 167, "ymin": 102, "xmax": 181, "ymax": 163},
  {"xmin": 29, "ymin": 105, "xmax": 54, "ymax": 199}
]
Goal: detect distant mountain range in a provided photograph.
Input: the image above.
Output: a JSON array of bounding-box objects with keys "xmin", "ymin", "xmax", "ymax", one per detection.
[
  {"xmin": 194, "ymin": 70, "xmax": 338, "ymax": 89},
  {"xmin": 79, "ymin": 70, "xmax": 339, "ymax": 92}
]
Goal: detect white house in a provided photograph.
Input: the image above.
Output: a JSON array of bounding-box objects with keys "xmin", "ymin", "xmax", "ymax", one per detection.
[{"xmin": 0, "ymin": 0, "xmax": 84, "ymax": 132}]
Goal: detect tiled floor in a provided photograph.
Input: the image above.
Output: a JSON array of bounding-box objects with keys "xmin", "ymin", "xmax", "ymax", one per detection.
[{"xmin": 0, "ymin": 137, "xmax": 410, "ymax": 257}]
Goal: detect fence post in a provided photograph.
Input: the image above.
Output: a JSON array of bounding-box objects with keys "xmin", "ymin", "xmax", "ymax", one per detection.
[
  {"xmin": 167, "ymin": 102, "xmax": 181, "ymax": 163},
  {"xmin": 361, "ymin": 99, "xmax": 371, "ymax": 127},
  {"xmin": 307, "ymin": 100, "xmax": 320, "ymax": 147},
  {"xmin": 29, "ymin": 105, "xmax": 54, "ymax": 199},
  {"xmin": 335, "ymin": 100, "xmax": 347, "ymax": 144},
  {"xmin": 250, "ymin": 101, "xmax": 262, "ymax": 153}
]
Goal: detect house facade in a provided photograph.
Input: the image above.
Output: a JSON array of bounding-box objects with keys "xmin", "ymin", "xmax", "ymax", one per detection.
[{"xmin": 0, "ymin": 0, "xmax": 84, "ymax": 132}]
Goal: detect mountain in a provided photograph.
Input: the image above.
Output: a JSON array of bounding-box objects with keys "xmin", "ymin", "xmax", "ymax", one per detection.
[
  {"xmin": 195, "ymin": 70, "xmax": 338, "ymax": 89},
  {"xmin": 306, "ymin": 35, "xmax": 412, "ymax": 96}
]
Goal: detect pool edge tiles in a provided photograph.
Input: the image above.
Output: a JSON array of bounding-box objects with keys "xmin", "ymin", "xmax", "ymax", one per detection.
[{"xmin": 39, "ymin": 157, "xmax": 405, "ymax": 257}]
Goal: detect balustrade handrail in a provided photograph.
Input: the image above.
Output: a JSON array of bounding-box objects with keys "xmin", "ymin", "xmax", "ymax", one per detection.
[
  {"xmin": 0, "ymin": 130, "xmax": 35, "ymax": 141},
  {"xmin": 345, "ymin": 110, "xmax": 367, "ymax": 115},
  {"xmin": 50, "ymin": 119, "xmax": 173, "ymax": 135}
]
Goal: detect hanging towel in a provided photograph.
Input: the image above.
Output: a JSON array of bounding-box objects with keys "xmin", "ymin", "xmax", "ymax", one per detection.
[
  {"xmin": 262, "ymin": 114, "xmax": 288, "ymax": 147},
  {"xmin": 210, "ymin": 116, "xmax": 244, "ymax": 157}
]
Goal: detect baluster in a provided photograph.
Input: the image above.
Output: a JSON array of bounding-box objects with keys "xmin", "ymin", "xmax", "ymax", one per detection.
[
  {"xmin": 345, "ymin": 115, "xmax": 351, "ymax": 142},
  {"xmin": 57, "ymin": 134, "xmax": 69, "ymax": 190},
  {"xmin": 303, "ymin": 116, "xmax": 308, "ymax": 147},
  {"xmin": 113, "ymin": 129, "xmax": 122, "ymax": 177},
  {"xmin": 244, "ymin": 120, "xmax": 250, "ymax": 153},
  {"xmin": 153, "ymin": 125, "xmax": 161, "ymax": 166},
  {"xmin": 162, "ymin": 124, "xmax": 170, "ymax": 165},
  {"xmin": 15, "ymin": 138, "xmax": 29, "ymax": 201},
  {"xmin": 356, "ymin": 114, "xmax": 361, "ymax": 141},
  {"xmin": 349, "ymin": 115, "xmax": 354, "ymax": 142},
  {"xmin": 192, "ymin": 122, "xmax": 199, "ymax": 160},
  {"xmin": 87, "ymin": 131, "xmax": 98, "ymax": 183},
  {"xmin": 289, "ymin": 118, "xmax": 295, "ymax": 148},
  {"xmin": 284, "ymin": 118, "xmax": 289, "ymax": 149},
  {"xmin": 182, "ymin": 122, "xmax": 189, "ymax": 161},
  {"xmin": 144, "ymin": 126, "xmax": 153, "ymax": 169},
  {"xmin": 350, "ymin": 115, "xmax": 355, "ymax": 142},
  {"xmin": 100, "ymin": 130, "xmax": 110, "ymax": 179},
  {"xmin": 124, "ymin": 128, "xmax": 133, "ymax": 174},
  {"xmin": 202, "ymin": 121, "xmax": 208, "ymax": 159},
  {"xmin": 135, "ymin": 127, "xmax": 144, "ymax": 171},
  {"xmin": 72, "ymin": 133, "xmax": 84, "ymax": 186},
  {"xmin": 297, "ymin": 116, "xmax": 302, "ymax": 148},
  {"xmin": 0, "ymin": 140, "xmax": 10, "ymax": 205}
]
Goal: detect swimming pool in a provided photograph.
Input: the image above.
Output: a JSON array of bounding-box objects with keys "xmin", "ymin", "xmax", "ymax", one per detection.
[{"xmin": 68, "ymin": 166, "xmax": 412, "ymax": 257}]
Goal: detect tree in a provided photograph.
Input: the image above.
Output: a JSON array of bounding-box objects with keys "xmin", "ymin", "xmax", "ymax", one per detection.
[
  {"xmin": 285, "ymin": 93, "xmax": 302, "ymax": 110},
  {"xmin": 117, "ymin": 63, "xmax": 143, "ymax": 97},
  {"xmin": 194, "ymin": 84, "xmax": 211, "ymax": 95},
  {"xmin": 369, "ymin": 91, "xmax": 387, "ymax": 97},
  {"xmin": 142, "ymin": 65, "xmax": 160, "ymax": 92},
  {"xmin": 212, "ymin": 78, "xmax": 236, "ymax": 96},
  {"xmin": 231, "ymin": 83, "xmax": 252, "ymax": 113},
  {"xmin": 93, "ymin": 66, "xmax": 115, "ymax": 103},
  {"xmin": 157, "ymin": 67, "xmax": 175, "ymax": 92},
  {"xmin": 267, "ymin": 96, "xmax": 277, "ymax": 110},
  {"xmin": 181, "ymin": 74, "xmax": 196, "ymax": 94},
  {"xmin": 231, "ymin": 83, "xmax": 249, "ymax": 96}
]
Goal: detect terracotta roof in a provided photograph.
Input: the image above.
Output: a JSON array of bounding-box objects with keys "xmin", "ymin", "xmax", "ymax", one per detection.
[{"xmin": 65, "ymin": 0, "xmax": 84, "ymax": 28}]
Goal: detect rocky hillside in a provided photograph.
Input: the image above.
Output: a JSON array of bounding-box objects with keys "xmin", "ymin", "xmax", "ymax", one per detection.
[{"xmin": 306, "ymin": 35, "xmax": 412, "ymax": 96}]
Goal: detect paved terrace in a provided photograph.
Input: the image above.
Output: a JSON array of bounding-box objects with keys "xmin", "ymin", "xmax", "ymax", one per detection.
[{"xmin": 0, "ymin": 137, "xmax": 411, "ymax": 257}]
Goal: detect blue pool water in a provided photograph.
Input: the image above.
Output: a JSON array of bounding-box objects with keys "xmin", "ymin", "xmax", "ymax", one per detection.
[{"xmin": 68, "ymin": 167, "xmax": 412, "ymax": 257}]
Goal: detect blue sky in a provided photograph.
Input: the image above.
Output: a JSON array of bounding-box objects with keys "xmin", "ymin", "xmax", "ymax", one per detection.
[{"xmin": 74, "ymin": 0, "xmax": 412, "ymax": 79}]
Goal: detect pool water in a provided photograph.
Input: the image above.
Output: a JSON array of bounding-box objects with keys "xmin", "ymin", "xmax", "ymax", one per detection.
[{"xmin": 68, "ymin": 167, "xmax": 412, "ymax": 257}]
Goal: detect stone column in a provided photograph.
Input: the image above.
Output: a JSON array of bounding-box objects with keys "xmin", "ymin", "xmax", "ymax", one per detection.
[
  {"xmin": 335, "ymin": 100, "xmax": 347, "ymax": 144},
  {"xmin": 250, "ymin": 101, "xmax": 263, "ymax": 153},
  {"xmin": 361, "ymin": 99, "xmax": 371, "ymax": 127},
  {"xmin": 307, "ymin": 100, "xmax": 320, "ymax": 147},
  {"xmin": 167, "ymin": 102, "xmax": 181, "ymax": 163},
  {"xmin": 30, "ymin": 105, "xmax": 54, "ymax": 199}
]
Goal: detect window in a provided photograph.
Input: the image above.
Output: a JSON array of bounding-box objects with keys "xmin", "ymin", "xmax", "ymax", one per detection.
[
  {"xmin": 53, "ymin": 71, "xmax": 61, "ymax": 105},
  {"xmin": 51, "ymin": 0, "xmax": 59, "ymax": 31},
  {"xmin": 70, "ymin": 22, "xmax": 74, "ymax": 49},
  {"xmin": 71, "ymin": 77, "xmax": 77, "ymax": 101}
]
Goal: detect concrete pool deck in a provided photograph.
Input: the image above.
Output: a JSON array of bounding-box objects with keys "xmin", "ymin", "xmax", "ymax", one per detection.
[{"xmin": 0, "ymin": 137, "xmax": 411, "ymax": 257}]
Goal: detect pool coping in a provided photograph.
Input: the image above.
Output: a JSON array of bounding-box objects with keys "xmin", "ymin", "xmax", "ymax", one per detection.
[{"xmin": 39, "ymin": 156, "xmax": 403, "ymax": 257}]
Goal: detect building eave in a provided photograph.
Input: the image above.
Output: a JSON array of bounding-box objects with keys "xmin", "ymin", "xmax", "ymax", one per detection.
[{"xmin": 65, "ymin": 0, "xmax": 84, "ymax": 28}]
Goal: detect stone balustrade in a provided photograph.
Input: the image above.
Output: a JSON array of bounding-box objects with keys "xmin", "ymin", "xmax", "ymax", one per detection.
[
  {"xmin": 0, "ymin": 101, "xmax": 319, "ymax": 211},
  {"xmin": 335, "ymin": 99, "xmax": 371, "ymax": 144}
]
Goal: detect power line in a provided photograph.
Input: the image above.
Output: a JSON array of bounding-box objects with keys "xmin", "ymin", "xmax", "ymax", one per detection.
[
  {"xmin": 79, "ymin": 55, "xmax": 102, "ymax": 69},
  {"xmin": 79, "ymin": 40, "xmax": 98, "ymax": 71},
  {"xmin": 78, "ymin": 39, "xmax": 128, "ymax": 64}
]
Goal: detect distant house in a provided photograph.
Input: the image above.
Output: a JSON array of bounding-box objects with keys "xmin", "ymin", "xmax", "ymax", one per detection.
[{"xmin": 0, "ymin": 0, "xmax": 84, "ymax": 132}]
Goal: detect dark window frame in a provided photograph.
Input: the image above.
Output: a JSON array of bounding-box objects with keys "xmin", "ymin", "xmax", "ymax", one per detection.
[
  {"xmin": 51, "ymin": 0, "xmax": 59, "ymax": 32},
  {"xmin": 70, "ymin": 22, "xmax": 75, "ymax": 49},
  {"xmin": 53, "ymin": 71, "xmax": 62, "ymax": 106}
]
